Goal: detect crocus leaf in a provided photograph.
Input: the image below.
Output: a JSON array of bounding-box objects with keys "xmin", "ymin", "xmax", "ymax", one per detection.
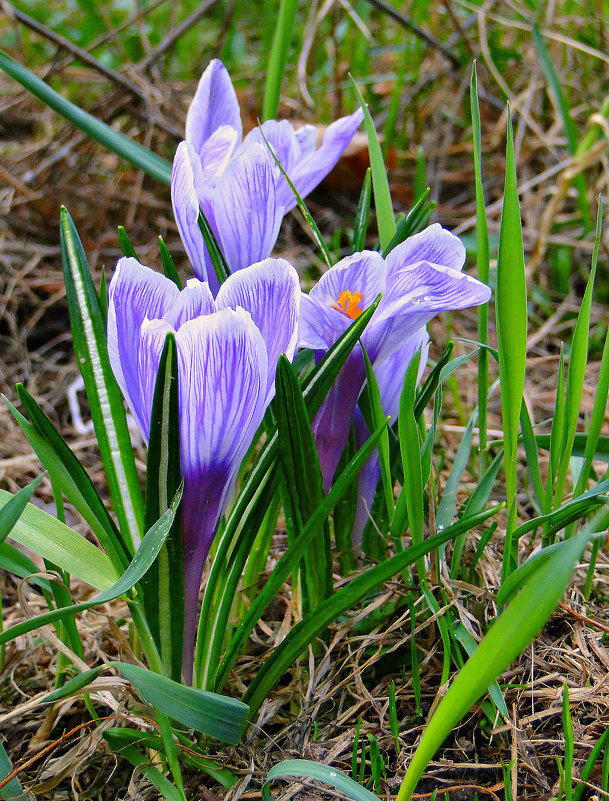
[
  {"xmin": 60, "ymin": 206, "xmax": 144, "ymax": 552},
  {"xmin": 100, "ymin": 738, "xmax": 184, "ymax": 801},
  {"xmin": 9, "ymin": 387, "xmax": 129, "ymax": 572},
  {"xmin": 118, "ymin": 226, "xmax": 137, "ymax": 258},
  {"xmin": 275, "ymin": 355, "xmax": 331, "ymax": 614},
  {"xmin": 0, "ymin": 487, "xmax": 182, "ymax": 646},
  {"xmin": 262, "ymin": 0, "xmax": 298, "ymax": 121},
  {"xmin": 352, "ymin": 167, "xmax": 372, "ymax": 253},
  {"xmin": 142, "ymin": 333, "xmax": 184, "ymax": 682},
  {"xmin": 197, "ymin": 210, "xmax": 231, "ymax": 285},
  {"xmin": 0, "ymin": 541, "xmax": 52, "ymax": 591},
  {"xmin": 262, "ymin": 760, "xmax": 379, "ymax": 801},
  {"xmin": 0, "ymin": 473, "xmax": 44, "ymax": 545},
  {"xmin": 382, "ymin": 188, "xmax": 435, "ymax": 257},
  {"xmin": 158, "ymin": 236, "xmax": 182, "ymax": 289},
  {"xmin": 45, "ymin": 658, "xmax": 248, "ymax": 744},
  {"xmin": 0, "ymin": 489, "xmax": 117, "ymax": 590}
]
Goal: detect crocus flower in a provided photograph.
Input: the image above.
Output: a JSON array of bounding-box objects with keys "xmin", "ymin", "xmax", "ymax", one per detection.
[
  {"xmin": 171, "ymin": 59, "xmax": 364, "ymax": 294},
  {"xmin": 298, "ymin": 223, "xmax": 492, "ymax": 503},
  {"xmin": 107, "ymin": 256, "xmax": 300, "ymax": 678}
]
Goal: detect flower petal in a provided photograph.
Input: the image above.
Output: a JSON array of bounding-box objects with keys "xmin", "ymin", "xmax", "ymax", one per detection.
[
  {"xmin": 162, "ymin": 278, "xmax": 216, "ymax": 329},
  {"xmin": 241, "ymin": 119, "xmax": 301, "ymax": 174},
  {"xmin": 171, "ymin": 141, "xmax": 210, "ymax": 284},
  {"xmin": 208, "ymin": 143, "xmax": 283, "ymax": 271},
  {"xmin": 310, "ymin": 250, "xmax": 386, "ymax": 311},
  {"xmin": 366, "ymin": 261, "xmax": 491, "ymax": 362},
  {"xmin": 298, "ymin": 292, "xmax": 351, "ymax": 351},
  {"xmin": 137, "ymin": 318, "xmax": 176, "ymax": 440},
  {"xmin": 199, "ymin": 124, "xmax": 239, "ymax": 182},
  {"xmin": 185, "ymin": 59, "xmax": 242, "ymax": 164},
  {"xmin": 279, "ymin": 108, "xmax": 364, "ymax": 210},
  {"xmin": 107, "ymin": 257, "xmax": 179, "ymax": 439},
  {"xmin": 385, "ymin": 222, "xmax": 466, "ymax": 276},
  {"xmin": 373, "ymin": 327, "xmax": 431, "ymax": 420},
  {"xmin": 215, "ymin": 257, "xmax": 301, "ymax": 396}
]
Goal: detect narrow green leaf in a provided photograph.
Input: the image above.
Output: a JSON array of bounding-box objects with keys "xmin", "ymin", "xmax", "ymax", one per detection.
[
  {"xmin": 61, "ymin": 207, "xmax": 144, "ymax": 551},
  {"xmin": 0, "ymin": 50, "xmax": 171, "ymax": 185},
  {"xmin": 0, "ymin": 474, "xmax": 44, "ymax": 545},
  {"xmin": 118, "ymin": 226, "xmax": 137, "ymax": 258},
  {"xmin": 259, "ymin": 127, "xmax": 332, "ymax": 268},
  {"xmin": 382, "ymin": 188, "xmax": 435, "ymax": 257},
  {"xmin": 158, "ymin": 236, "xmax": 182, "ymax": 289},
  {"xmin": 350, "ymin": 76, "xmax": 396, "ymax": 249},
  {"xmin": 102, "ymin": 739, "xmax": 183, "ymax": 801},
  {"xmin": 46, "ymin": 658, "xmax": 248, "ymax": 744},
  {"xmin": 262, "ymin": 760, "xmax": 379, "ymax": 801},
  {"xmin": 359, "ymin": 346, "xmax": 392, "ymax": 519},
  {"xmin": 352, "ymin": 168, "xmax": 372, "ymax": 252},
  {"xmin": 9, "ymin": 387, "xmax": 129, "ymax": 571},
  {"xmin": 275, "ymin": 356, "xmax": 330, "ymax": 613},
  {"xmin": 535, "ymin": 433, "xmax": 609, "ymax": 462},
  {"xmin": 0, "ymin": 541, "xmax": 52, "ymax": 591},
  {"xmin": 496, "ymin": 105, "xmax": 527, "ymax": 579},
  {"xmin": 262, "ymin": 0, "xmax": 298, "ymax": 121},
  {"xmin": 142, "ymin": 334, "xmax": 183, "ymax": 682},
  {"xmin": 197, "ymin": 210, "xmax": 231, "ymax": 285},
  {"xmin": 0, "ymin": 488, "xmax": 182, "ymax": 646},
  {"xmin": 397, "ymin": 532, "xmax": 590, "ymax": 801},
  {"xmin": 214, "ymin": 419, "xmax": 388, "ymax": 692},
  {"xmin": 1, "ymin": 489, "xmax": 117, "ymax": 590}
]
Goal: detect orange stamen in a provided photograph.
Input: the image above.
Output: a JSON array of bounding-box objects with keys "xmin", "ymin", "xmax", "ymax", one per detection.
[{"xmin": 331, "ymin": 290, "xmax": 364, "ymax": 320}]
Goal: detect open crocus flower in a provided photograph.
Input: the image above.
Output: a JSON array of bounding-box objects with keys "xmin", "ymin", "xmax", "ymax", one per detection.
[
  {"xmin": 298, "ymin": 223, "xmax": 492, "ymax": 497},
  {"xmin": 107, "ymin": 256, "xmax": 300, "ymax": 677},
  {"xmin": 171, "ymin": 58, "xmax": 364, "ymax": 294}
]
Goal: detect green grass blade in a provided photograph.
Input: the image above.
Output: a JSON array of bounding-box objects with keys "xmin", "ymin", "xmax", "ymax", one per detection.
[
  {"xmin": 275, "ymin": 356, "xmax": 331, "ymax": 613},
  {"xmin": 554, "ymin": 201, "xmax": 602, "ymax": 508},
  {"xmin": 197, "ymin": 210, "xmax": 231, "ymax": 285},
  {"xmin": 0, "ymin": 541, "xmax": 52, "ymax": 591},
  {"xmin": 61, "ymin": 207, "xmax": 144, "ymax": 551},
  {"xmin": 46, "ymin": 657, "xmax": 247, "ymax": 744},
  {"xmin": 262, "ymin": 0, "xmax": 298, "ymax": 121},
  {"xmin": 350, "ymin": 76, "xmax": 396, "ymax": 250},
  {"xmin": 352, "ymin": 168, "xmax": 372, "ymax": 252},
  {"xmin": 0, "ymin": 474, "xmax": 44, "ymax": 545},
  {"xmin": 496, "ymin": 105, "xmax": 527, "ymax": 579},
  {"xmin": 0, "ymin": 50, "xmax": 171, "ymax": 185},
  {"xmin": 142, "ymin": 334, "xmax": 183, "ymax": 682},
  {"xmin": 1, "ymin": 488, "xmax": 117, "ymax": 589},
  {"xmin": 158, "ymin": 236, "xmax": 182, "ymax": 289},
  {"xmin": 259, "ymin": 127, "xmax": 332, "ymax": 268},
  {"xmin": 100, "ymin": 740, "xmax": 183, "ymax": 801},
  {"xmin": 0, "ymin": 488, "xmax": 182, "ymax": 647},
  {"xmin": 118, "ymin": 226, "xmax": 137, "ymax": 258},
  {"xmin": 243, "ymin": 505, "xmax": 501, "ymax": 717},
  {"xmin": 382, "ymin": 188, "xmax": 435, "ymax": 257},
  {"xmin": 470, "ymin": 63, "xmax": 491, "ymax": 470},
  {"xmin": 396, "ymin": 532, "xmax": 590, "ymax": 801},
  {"xmin": 262, "ymin": 760, "xmax": 379, "ymax": 801},
  {"xmin": 573, "ymin": 727, "xmax": 609, "ymax": 801},
  {"xmin": 9, "ymin": 387, "xmax": 129, "ymax": 571}
]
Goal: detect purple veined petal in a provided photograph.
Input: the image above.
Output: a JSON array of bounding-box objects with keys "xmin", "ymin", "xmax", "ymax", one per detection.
[
  {"xmin": 240, "ymin": 119, "xmax": 301, "ymax": 176},
  {"xmin": 374, "ymin": 327, "xmax": 431, "ymax": 421},
  {"xmin": 199, "ymin": 125, "xmax": 239, "ymax": 182},
  {"xmin": 185, "ymin": 59, "xmax": 242, "ymax": 164},
  {"xmin": 171, "ymin": 142, "xmax": 210, "ymax": 285},
  {"xmin": 162, "ymin": 278, "xmax": 216, "ymax": 330},
  {"xmin": 209, "ymin": 143, "xmax": 284, "ymax": 272},
  {"xmin": 312, "ymin": 351, "xmax": 366, "ymax": 492},
  {"xmin": 107, "ymin": 257, "xmax": 179, "ymax": 440},
  {"xmin": 298, "ymin": 292, "xmax": 351, "ymax": 351},
  {"xmin": 215, "ymin": 257, "xmax": 301, "ymax": 397},
  {"xmin": 365, "ymin": 261, "xmax": 491, "ymax": 363},
  {"xmin": 385, "ymin": 222, "xmax": 466, "ymax": 277},
  {"xmin": 137, "ymin": 318, "xmax": 176, "ymax": 441},
  {"xmin": 278, "ymin": 107, "xmax": 364, "ymax": 211},
  {"xmin": 175, "ymin": 307, "xmax": 268, "ymax": 675},
  {"xmin": 309, "ymin": 250, "xmax": 386, "ymax": 312},
  {"xmin": 351, "ymin": 412, "xmax": 381, "ymax": 553}
]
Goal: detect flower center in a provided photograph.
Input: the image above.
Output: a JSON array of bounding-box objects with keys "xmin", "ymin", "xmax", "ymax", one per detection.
[{"xmin": 331, "ymin": 290, "xmax": 364, "ymax": 320}]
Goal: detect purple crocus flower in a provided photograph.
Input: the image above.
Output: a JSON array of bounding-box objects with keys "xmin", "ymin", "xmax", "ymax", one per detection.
[
  {"xmin": 298, "ymin": 223, "xmax": 492, "ymax": 504},
  {"xmin": 171, "ymin": 59, "xmax": 364, "ymax": 294},
  {"xmin": 107, "ymin": 256, "xmax": 300, "ymax": 678}
]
